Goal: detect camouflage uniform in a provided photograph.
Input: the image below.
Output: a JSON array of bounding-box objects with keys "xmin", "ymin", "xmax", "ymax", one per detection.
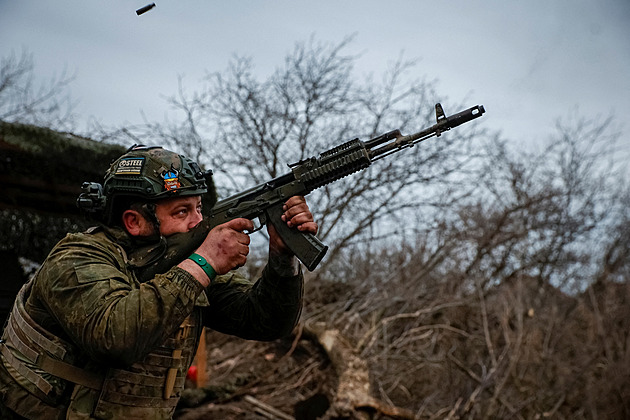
[{"xmin": 0, "ymin": 225, "xmax": 303, "ymax": 419}]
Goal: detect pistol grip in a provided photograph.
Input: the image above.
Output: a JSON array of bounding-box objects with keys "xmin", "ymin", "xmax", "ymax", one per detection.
[{"xmin": 266, "ymin": 203, "xmax": 328, "ymax": 271}]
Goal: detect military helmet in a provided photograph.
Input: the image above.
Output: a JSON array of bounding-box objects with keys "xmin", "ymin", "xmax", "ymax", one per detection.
[{"xmin": 78, "ymin": 145, "xmax": 210, "ymax": 225}]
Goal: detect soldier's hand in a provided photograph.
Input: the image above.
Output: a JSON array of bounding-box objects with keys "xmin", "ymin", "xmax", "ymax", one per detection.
[
  {"xmin": 268, "ymin": 196, "xmax": 318, "ymax": 256},
  {"xmin": 197, "ymin": 218, "xmax": 254, "ymax": 274}
]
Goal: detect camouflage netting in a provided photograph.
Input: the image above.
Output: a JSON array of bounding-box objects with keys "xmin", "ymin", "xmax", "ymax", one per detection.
[{"xmin": 0, "ymin": 121, "xmax": 127, "ymax": 262}]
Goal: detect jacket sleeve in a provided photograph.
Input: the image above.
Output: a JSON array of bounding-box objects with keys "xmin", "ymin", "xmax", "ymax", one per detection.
[
  {"xmin": 33, "ymin": 233, "xmax": 204, "ymax": 366},
  {"xmin": 202, "ymin": 263, "xmax": 304, "ymax": 341}
]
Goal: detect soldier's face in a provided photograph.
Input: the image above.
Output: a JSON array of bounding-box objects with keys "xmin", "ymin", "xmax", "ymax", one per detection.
[{"xmin": 154, "ymin": 195, "xmax": 203, "ymax": 236}]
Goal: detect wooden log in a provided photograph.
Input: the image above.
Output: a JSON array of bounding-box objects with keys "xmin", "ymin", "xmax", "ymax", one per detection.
[
  {"xmin": 195, "ymin": 328, "xmax": 208, "ymax": 387},
  {"xmin": 304, "ymin": 321, "xmax": 417, "ymax": 420}
]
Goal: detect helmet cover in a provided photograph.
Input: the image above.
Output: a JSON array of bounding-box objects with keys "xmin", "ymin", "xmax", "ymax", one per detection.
[
  {"xmin": 103, "ymin": 145, "xmax": 208, "ymax": 201},
  {"xmin": 78, "ymin": 145, "xmax": 210, "ymax": 225}
]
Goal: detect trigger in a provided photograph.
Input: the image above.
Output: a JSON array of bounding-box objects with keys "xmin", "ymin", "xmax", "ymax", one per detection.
[{"xmin": 247, "ymin": 218, "xmax": 264, "ymax": 234}]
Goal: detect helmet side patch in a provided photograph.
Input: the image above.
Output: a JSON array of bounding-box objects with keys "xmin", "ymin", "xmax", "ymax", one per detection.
[{"xmin": 163, "ymin": 168, "xmax": 181, "ymax": 191}]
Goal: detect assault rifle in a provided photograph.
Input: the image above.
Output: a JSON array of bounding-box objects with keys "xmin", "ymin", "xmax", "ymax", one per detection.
[{"xmin": 132, "ymin": 103, "xmax": 485, "ymax": 280}]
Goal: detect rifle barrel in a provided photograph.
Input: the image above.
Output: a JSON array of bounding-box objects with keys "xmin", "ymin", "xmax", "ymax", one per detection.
[{"xmin": 368, "ymin": 104, "xmax": 485, "ymax": 161}]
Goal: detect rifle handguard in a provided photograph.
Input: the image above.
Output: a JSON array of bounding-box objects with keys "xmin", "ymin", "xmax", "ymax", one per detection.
[{"xmin": 291, "ymin": 139, "xmax": 372, "ymax": 190}]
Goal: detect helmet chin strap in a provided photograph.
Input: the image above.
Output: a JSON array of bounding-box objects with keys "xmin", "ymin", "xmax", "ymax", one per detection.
[
  {"xmin": 126, "ymin": 202, "xmax": 169, "ymax": 273},
  {"xmin": 141, "ymin": 202, "xmax": 161, "ymax": 234}
]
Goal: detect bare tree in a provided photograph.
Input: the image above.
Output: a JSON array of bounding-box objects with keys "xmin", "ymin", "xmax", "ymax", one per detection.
[
  {"xmin": 289, "ymin": 116, "xmax": 626, "ymax": 419},
  {"xmin": 129, "ymin": 37, "xmax": 486, "ymax": 272},
  {"xmin": 451, "ymin": 114, "xmax": 622, "ymax": 292},
  {"xmin": 0, "ymin": 49, "xmax": 76, "ymax": 130}
]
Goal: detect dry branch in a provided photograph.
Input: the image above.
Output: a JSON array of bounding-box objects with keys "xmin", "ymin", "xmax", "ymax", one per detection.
[{"xmin": 244, "ymin": 395, "xmax": 293, "ymax": 420}]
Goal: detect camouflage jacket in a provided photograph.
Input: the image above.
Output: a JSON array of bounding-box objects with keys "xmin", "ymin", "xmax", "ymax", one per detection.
[{"xmin": 0, "ymin": 226, "xmax": 303, "ymax": 419}]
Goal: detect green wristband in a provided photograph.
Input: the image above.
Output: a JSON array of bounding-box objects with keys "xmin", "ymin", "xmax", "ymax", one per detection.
[{"xmin": 188, "ymin": 253, "xmax": 217, "ymax": 281}]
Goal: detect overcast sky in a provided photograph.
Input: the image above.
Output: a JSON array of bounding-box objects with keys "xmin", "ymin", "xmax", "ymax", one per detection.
[{"xmin": 1, "ymin": 0, "xmax": 629, "ymax": 154}]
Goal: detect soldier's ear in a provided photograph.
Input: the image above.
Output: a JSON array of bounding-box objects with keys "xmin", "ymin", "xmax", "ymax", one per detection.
[{"xmin": 122, "ymin": 209, "xmax": 152, "ymax": 236}]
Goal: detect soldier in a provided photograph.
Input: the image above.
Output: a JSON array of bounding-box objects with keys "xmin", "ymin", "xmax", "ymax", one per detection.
[{"xmin": 0, "ymin": 145, "xmax": 316, "ymax": 419}]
